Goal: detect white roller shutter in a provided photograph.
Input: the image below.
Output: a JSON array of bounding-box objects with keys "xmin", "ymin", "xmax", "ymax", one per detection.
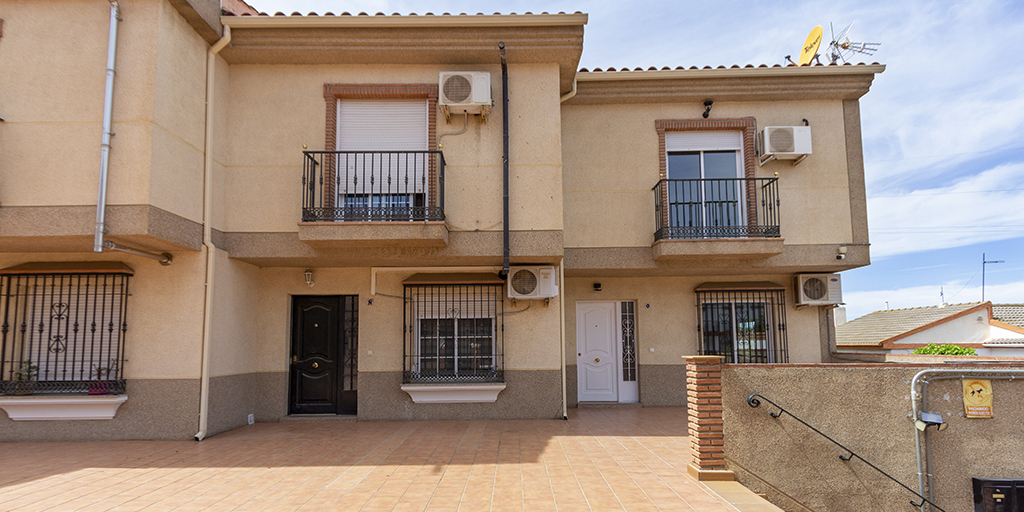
[
  {"xmin": 336, "ymin": 99, "xmax": 429, "ymax": 194},
  {"xmin": 665, "ymin": 131, "xmax": 742, "ymax": 152}
]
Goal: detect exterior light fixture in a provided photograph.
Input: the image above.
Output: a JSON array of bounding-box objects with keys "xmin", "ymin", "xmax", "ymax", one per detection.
[
  {"xmin": 915, "ymin": 412, "xmax": 948, "ymax": 432},
  {"xmin": 593, "ymin": 283, "xmax": 602, "ymax": 292},
  {"xmin": 702, "ymin": 99, "xmax": 713, "ymax": 118},
  {"xmin": 303, "ymin": 269, "xmax": 314, "ymax": 288}
]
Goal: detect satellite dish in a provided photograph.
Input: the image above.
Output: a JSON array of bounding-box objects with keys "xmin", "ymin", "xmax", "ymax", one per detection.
[
  {"xmin": 827, "ymin": 21, "xmax": 880, "ymax": 63},
  {"xmin": 799, "ymin": 26, "xmax": 823, "ymax": 66}
]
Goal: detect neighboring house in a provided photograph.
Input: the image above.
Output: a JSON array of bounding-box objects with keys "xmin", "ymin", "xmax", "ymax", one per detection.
[
  {"xmin": 835, "ymin": 302, "xmax": 1024, "ymax": 357},
  {"xmin": 0, "ymin": 0, "xmax": 883, "ymax": 440}
]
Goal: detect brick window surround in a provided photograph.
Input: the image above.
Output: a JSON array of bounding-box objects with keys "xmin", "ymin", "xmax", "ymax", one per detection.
[
  {"xmin": 322, "ymin": 84, "xmax": 439, "ymax": 211},
  {"xmin": 655, "ymin": 118, "xmax": 758, "ymax": 235}
]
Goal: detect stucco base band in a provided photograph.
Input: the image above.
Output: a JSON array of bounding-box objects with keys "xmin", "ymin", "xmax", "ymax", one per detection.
[
  {"xmin": 565, "ymin": 364, "xmax": 688, "ymax": 408},
  {"xmin": 359, "ymin": 370, "xmax": 561, "ymax": 420},
  {"xmin": 0, "ymin": 379, "xmax": 199, "ymax": 441},
  {"xmin": 0, "ymin": 395, "xmax": 128, "ymax": 421},
  {"xmin": 208, "ymin": 372, "xmax": 289, "ymax": 436}
]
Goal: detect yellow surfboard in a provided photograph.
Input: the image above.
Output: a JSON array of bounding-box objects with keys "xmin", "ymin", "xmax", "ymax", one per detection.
[{"xmin": 799, "ymin": 26, "xmax": 823, "ymax": 66}]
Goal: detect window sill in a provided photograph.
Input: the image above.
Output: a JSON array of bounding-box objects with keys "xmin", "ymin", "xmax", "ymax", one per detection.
[
  {"xmin": 401, "ymin": 383, "xmax": 506, "ymax": 404},
  {"xmin": 0, "ymin": 395, "xmax": 128, "ymax": 421}
]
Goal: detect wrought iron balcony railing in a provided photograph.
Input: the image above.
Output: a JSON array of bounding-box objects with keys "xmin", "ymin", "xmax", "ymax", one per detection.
[
  {"xmin": 653, "ymin": 178, "xmax": 780, "ymax": 240},
  {"xmin": 302, "ymin": 150, "xmax": 445, "ymax": 222}
]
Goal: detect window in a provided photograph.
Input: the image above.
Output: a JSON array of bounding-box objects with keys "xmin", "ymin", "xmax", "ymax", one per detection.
[
  {"xmin": 336, "ymin": 99, "xmax": 429, "ymax": 220},
  {"xmin": 695, "ymin": 284, "xmax": 788, "ymax": 363},
  {"xmin": 666, "ymin": 131, "xmax": 745, "ymax": 235},
  {"xmin": 653, "ymin": 118, "xmax": 780, "ymax": 240},
  {"xmin": 403, "ymin": 276, "xmax": 504, "ymax": 383},
  {"xmin": 1, "ymin": 263, "xmax": 132, "ymax": 394}
]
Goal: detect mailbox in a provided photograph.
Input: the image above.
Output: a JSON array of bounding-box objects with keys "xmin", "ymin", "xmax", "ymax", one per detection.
[{"xmin": 974, "ymin": 478, "xmax": 1024, "ymax": 512}]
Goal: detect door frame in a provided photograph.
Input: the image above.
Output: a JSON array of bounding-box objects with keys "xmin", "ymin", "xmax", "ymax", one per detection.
[
  {"xmin": 576, "ymin": 300, "xmax": 639, "ymax": 404},
  {"xmin": 289, "ymin": 295, "xmax": 358, "ymax": 415}
]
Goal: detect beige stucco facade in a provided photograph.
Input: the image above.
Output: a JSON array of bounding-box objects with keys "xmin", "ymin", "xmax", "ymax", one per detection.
[{"xmin": 0, "ymin": 0, "xmax": 885, "ymax": 447}]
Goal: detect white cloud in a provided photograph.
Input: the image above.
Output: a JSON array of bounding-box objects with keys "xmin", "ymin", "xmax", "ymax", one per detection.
[
  {"xmin": 866, "ymin": 162, "xmax": 1024, "ymax": 258},
  {"xmin": 844, "ymin": 279, "xmax": 1024, "ymax": 321}
]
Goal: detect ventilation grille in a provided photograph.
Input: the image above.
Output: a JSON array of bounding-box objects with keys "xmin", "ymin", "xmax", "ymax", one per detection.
[
  {"xmin": 768, "ymin": 128, "xmax": 795, "ymax": 153},
  {"xmin": 511, "ymin": 269, "xmax": 538, "ymax": 295}
]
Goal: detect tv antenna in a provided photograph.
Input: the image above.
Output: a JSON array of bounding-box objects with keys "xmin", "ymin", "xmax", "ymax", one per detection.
[
  {"xmin": 826, "ymin": 22, "xmax": 880, "ymax": 63},
  {"xmin": 982, "ymin": 253, "xmax": 1004, "ymax": 302}
]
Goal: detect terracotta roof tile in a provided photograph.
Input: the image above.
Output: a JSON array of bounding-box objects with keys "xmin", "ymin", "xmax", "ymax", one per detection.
[
  {"xmin": 836, "ymin": 303, "xmax": 985, "ymax": 346},
  {"xmin": 993, "ymin": 304, "xmax": 1024, "ymax": 328}
]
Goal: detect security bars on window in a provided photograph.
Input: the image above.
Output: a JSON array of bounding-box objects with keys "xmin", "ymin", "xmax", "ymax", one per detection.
[
  {"xmin": 403, "ymin": 284, "xmax": 504, "ymax": 383},
  {"xmin": 696, "ymin": 289, "xmax": 788, "ymax": 364},
  {"xmin": 1, "ymin": 272, "xmax": 130, "ymax": 395}
]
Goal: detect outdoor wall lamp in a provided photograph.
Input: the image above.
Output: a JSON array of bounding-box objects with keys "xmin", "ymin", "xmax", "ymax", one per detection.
[
  {"xmin": 702, "ymin": 99, "xmax": 713, "ymax": 118},
  {"xmin": 303, "ymin": 269, "xmax": 315, "ymax": 288},
  {"xmin": 915, "ymin": 412, "xmax": 948, "ymax": 432},
  {"xmin": 593, "ymin": 283, "xmax": 602, "ymax": 292}
]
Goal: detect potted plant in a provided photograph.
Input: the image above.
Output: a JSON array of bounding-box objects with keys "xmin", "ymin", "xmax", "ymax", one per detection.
[
  {"xmin": 88, "ymin": 365, "xmax": 114, "ymax": 395},
  {"xmin": 10, "ymin": 361, "xmax": 39, "ymax": 395}
]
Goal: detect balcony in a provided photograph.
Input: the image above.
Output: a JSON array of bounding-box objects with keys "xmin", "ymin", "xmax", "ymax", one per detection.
[
  {"xmin": 652, "ymin": 178, "xmax": 784, "ymax": 260},
  {"xmin": 299, "ymin": 151, "xmax": 448, "ymax": 247}
]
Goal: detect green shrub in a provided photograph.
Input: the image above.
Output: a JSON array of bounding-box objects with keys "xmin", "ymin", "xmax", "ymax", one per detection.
[{"xmin": 912, "ymin": 343, "xmax": 977, "ymax": 356}]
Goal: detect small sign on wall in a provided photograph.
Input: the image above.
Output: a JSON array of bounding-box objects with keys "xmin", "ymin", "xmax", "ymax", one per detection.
[{"xmin": 963, "ymin": 379, "xmax": 993, "ymax": 418}]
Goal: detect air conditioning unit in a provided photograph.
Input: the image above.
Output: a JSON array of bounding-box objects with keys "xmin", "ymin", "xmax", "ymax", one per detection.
[
  {"xmin": 758, "ymin": 126, "xmax": 812, "ymax": 165},
  {"xmin": 796, "ymin": 274, "xmax": 843, "ymax": 306},
  {"xmin": 508, "ymin": 266, "xmax": 559, "ymax": 299},
  {"xmin": 439, "ymin": 71, "xmax": 492, "ymax": 122}
]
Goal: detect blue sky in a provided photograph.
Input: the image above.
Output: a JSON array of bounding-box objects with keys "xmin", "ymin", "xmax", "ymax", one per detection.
[{"xmin": 254, "ymin": 0, "xmax": 1024, "ymax": 319}]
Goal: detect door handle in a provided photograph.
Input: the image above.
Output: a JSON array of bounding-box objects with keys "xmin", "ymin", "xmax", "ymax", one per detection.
[
  {"xmin": 312, "ymin": 362, "xmax": 318, "ymax": 369},
  {"xmin": 595, "ymin": 358, "xmax": 600, "ymax": 363},
  {"xmin": 292, "ymin": 355, "xmax": 297, "ymax": 362}
]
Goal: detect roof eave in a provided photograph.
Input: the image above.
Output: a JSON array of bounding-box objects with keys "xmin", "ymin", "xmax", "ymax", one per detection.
[
  {"xmin": 575, "ymin": 64, "xmax": 885, "ymax": 82},
  {"xmin": 221, "ymin": 13, "xmax": 589, "ymax": 29}
]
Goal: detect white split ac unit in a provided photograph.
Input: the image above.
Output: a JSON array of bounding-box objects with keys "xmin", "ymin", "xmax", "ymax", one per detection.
[
  {"xmin": 796, "ymin": 274, "xmax": 843, "ymax": 306},
  {"xmin": 439, "ymin": 72, "xmax": 492, "ymax": 122},
  {"xmin": 508, "ymin": 266, "xmax": 559, "ymax": 299},
  {"xmin": 759, "ymin": 126, "xmax": 812, "ymax": 163}
]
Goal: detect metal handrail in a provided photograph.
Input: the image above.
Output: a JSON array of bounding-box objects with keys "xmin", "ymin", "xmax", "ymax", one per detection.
[
  {"xmin": 302, "ymin": 150, "xmax": 445, "ymax": 222},
  {"xmin": 747, "ymin": 393, "xmax": 946, "ymax": 512},
  {"xmin": 653, "ymin": 178, "xmax": 780, "ymax": 240}
]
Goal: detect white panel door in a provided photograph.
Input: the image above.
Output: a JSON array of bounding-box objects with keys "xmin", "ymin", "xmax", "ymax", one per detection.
[{"xmin": 577, "ymin": 302, "xmax": 618, "ymax": 402}]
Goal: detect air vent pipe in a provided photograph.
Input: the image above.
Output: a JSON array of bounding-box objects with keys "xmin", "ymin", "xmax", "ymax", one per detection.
[
  {"xmin": 94, "ymin": 1, "xmax": 120, "ymax": 252},
  {"xmin": 498, "ymin": 42, "xmax": 510, "ymax": 280}
]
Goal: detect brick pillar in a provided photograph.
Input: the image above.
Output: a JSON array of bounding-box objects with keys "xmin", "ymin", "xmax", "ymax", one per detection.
[{"xmin": 684, "ymin": 355, "xmax": 733, "ymax": 481}]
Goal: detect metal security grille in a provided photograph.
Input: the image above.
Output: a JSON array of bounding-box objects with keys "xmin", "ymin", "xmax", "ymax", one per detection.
[
  {"xmin": 621, "ymin": 302, "xmax": 637, "ymax": 382},
  {"xmin": 696, "ymin": 287, "xmax": 787, "ymax": 364},
  {"xmin": 341, "ymin": 295, "xmax": 359, "ymax": 392},
  {"xmin": 1, "ymin": 269, "xmax": 131, "ymax": 394},
  {"xmin": 403, "ymin": 283, "xmax": 504, "ymax": 383}
]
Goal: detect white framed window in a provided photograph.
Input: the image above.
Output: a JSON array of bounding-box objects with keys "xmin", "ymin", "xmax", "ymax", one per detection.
[
  {"xmin": 665, "ymin": 131, "xmax": 746, "ymax": 233},
  {"xmin": 335, "ymin": 99, "xmax": 429, "ymax": 218}
]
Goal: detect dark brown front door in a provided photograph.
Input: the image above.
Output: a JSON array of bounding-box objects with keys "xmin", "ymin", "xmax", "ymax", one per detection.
[{"xmin": 290, "ymin": 296, "xmax": 358, "ymax": 415}]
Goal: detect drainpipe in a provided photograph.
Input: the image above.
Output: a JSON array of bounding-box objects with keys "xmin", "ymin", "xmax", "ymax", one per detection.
[
  {"xmin": 559, "ymin": 78, "xmax": 577, "ymax": 103},
  {"xmin": 910, "ymin": 368, "xmax": 1024, "ymax": 511},
  {"xmin": 559, "ymin": 260, "xmax": 567, "ymax": 420},
  {"xmin": 195, "ymin": 25, "xmax": 231, "ymax": 442},
  {"xmin": 498, "ymin": 42, "xmax": 510, "ymax": 280},
  {"xmin": 94, "ymin": 1, "xmax": 120, "ymax": 253}
]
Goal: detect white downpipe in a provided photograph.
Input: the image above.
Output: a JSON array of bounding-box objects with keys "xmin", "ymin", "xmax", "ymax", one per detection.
[
  {"xmin": 94, "ymin": 1, "xmax": 120, "ymax": 252},
  {"xmin": 559, "ymin": 78, "xmax": 577, "ymax": 103},
  {"xmin": 559, "ymin": 260, "xmax": 567, "ymax": 420},
  {"xmin": 195, "ymin": 25, "xmax": 231, "ymax": 442}
]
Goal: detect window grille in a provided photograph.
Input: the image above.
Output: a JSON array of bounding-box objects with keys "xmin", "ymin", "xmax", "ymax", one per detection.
[
  {"xmin": 1, "ymin": 263, "xmax": 132, "ymax": 395},
  {"xmin": 403, "ymin": 279, "xmax": 504, "ymax": 384},
  {"xmin": 695, "ymin": 285, "xmax": 787, "ymax": 364},
  {"xmin": 621, "ymin": 301, "xmax": 637, "ymax": 381}
]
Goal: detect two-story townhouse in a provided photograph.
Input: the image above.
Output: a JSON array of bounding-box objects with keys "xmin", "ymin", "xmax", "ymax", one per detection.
[{"xmin": 0, "ymin": 0, "xmax": 882, "ymax": 441}]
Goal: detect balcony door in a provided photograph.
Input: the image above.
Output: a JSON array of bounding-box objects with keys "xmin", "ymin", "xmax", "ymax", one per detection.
[
  {"xmin": 665, "ymin": 131, "xmax": 745, "ymax": 237},
  {"xmin": 335, "ymin": 99, "xmax": 429, "ymax": 220}
]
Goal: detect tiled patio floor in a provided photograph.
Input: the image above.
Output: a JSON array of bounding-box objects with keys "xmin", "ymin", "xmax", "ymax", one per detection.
[{"xmin": 0, "ymin": 408, "xmax": 769, "ymax": 511}]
